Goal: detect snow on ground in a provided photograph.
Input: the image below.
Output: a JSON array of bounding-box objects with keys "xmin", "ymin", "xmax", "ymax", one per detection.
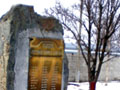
[{"xmin": 67, "ymin": 81, "xmax": 120, "ymax": 90}]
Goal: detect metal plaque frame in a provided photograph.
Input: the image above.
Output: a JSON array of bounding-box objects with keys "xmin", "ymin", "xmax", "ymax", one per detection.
[{"xmin": 28, "ymin": 37, "xmax": 64, "ymax": 90}]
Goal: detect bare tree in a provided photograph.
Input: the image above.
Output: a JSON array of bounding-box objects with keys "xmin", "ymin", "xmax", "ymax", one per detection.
[{"xmin": 44, "ymin": 0, "xmax": 120, "ymax": 90}]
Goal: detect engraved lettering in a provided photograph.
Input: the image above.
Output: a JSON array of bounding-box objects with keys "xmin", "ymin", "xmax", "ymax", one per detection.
[{"xmin": 28, "ymin": 38, "xmax": 63, "ymax": 90}]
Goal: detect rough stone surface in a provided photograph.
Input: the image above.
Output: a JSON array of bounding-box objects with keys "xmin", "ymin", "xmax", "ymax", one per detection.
[
  {"xmin": 0, "ymin": 4, "xmax": 68, "ymax": 90},
  {"xmin": 0, "ymin": 16, "xmax": 11, "ymax": 90}
]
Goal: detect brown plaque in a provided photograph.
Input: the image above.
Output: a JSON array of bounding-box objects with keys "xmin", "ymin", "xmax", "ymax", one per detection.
[{"xmin": 28, "ymin": 38, "xmax": 64, "ymax": 90}]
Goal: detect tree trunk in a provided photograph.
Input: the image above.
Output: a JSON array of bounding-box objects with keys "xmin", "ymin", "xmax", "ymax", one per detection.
[{"xmin": 89, "ymin": 82, "xmax": 96, "ymax": 90}]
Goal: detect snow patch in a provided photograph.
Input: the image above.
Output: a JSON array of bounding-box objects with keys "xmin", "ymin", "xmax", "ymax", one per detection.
[{"xmin": 67, "ymin": 81, "xmax": 120, "ymax": 90}]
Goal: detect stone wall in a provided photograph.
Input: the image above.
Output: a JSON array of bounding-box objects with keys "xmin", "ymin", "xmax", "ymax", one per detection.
[
  {"xmin": 67, "ymin": 53, "xmax": 120, "ymax": 82},
  {"xmin": 67, "ymin": 53, "xmax": 88, "ymax": 82},
  {"xmin": 67, "ymin": 53, "xmax": 78, "ymax": 81}
]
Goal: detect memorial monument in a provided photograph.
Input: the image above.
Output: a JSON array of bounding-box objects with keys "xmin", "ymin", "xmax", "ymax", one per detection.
[{"xmin": 0, "ymin": 4, "xmax": 68, "ymax": 90}]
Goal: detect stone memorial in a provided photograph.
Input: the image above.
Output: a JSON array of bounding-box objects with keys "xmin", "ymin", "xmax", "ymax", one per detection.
[{"xmin": 0, "ymin": 4, "xmax": 68, "ymax": 90}]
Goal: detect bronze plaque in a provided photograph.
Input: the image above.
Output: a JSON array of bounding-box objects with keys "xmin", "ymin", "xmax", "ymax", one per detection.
[{"xmin": 28, "ymin": 38, "xmax": 64, "ymax": 90}]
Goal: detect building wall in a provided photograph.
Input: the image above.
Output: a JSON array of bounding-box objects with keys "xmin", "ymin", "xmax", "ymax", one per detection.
[
  {"xmin": 67, "ymin": 53, "xmax": 78, "ymax": 81},
  {"xmin": 67, "ymin": 53, "xmax": 120, "ymax": 82}
]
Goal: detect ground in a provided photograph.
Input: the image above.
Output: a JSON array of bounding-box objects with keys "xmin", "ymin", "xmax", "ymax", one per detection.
[{"xmin": 67, "ymin": 81, "xmax": 120, "ymax": 90}]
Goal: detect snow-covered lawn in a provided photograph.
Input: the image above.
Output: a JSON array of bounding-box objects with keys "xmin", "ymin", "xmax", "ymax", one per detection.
[{"xmin": 67, "ymin": 81, "xmax": 120, "ymax": 90}]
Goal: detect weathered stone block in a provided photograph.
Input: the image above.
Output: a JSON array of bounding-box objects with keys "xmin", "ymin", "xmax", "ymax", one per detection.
[{"xmin": 0, "ymin": 4, "xmax": 68, "ymax": 90}]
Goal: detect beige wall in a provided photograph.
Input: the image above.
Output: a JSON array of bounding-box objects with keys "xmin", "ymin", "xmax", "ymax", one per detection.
[{"xmin": 67, "ymin": 53, "xmax": 120, "ymax": 82}]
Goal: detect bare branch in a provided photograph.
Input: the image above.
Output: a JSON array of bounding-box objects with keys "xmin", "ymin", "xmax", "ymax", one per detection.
[{"xmin": 102, "ymin": 55, "xmax": 120, "ymax": 64}]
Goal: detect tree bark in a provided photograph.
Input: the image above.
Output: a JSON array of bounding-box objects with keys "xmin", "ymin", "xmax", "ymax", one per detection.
[{"xmin": 90, "ymin": 82, "xmax": 96, "ymax": 90}]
